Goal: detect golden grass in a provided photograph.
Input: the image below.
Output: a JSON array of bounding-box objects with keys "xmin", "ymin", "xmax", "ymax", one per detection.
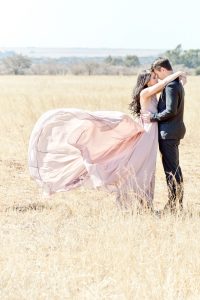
[{"xmin": 0, "ymin": 75, "xmax": 200, "ymax": 299}]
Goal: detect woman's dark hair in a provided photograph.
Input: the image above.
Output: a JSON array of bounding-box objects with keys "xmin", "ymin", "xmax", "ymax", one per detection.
[{"xmin": 129, "ymin": 70, "xmax": 151, "ymax": 116}]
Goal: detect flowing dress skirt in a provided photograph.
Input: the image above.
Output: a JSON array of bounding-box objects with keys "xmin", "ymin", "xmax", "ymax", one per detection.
[{"xmin": 28, "ymin": 108, "xmax": 158, "ymax": 203}]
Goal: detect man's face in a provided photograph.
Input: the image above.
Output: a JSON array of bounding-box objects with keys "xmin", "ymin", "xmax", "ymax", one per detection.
[{"xmin": 154, "ymin": 67, "xmax": 167, "ymax": 80}]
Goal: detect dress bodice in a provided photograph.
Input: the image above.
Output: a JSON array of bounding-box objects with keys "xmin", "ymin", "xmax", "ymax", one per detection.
[{"xmin": 140, "ymin": 96, "xmax": 158, "ymax": 114}]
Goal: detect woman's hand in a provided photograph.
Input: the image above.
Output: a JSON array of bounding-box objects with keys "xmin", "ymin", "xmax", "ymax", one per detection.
[{"xmin": 179, "ymin": 73, "xmax": 187, "ymax": 86}]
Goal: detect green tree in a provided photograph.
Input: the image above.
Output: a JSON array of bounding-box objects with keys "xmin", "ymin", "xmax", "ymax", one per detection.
[
  {"xmin": 111, "ymin": 57, "xmax": 124, "ymax": 65},
  {"xmin": 182, "ymin": 49, "xmax": 200, "ymax": 68},
  {"xmin": 104, "ymin": 56, "xmax": 124, "ymax": 65},
  {"xmin": 104, "ymin": 55, "xmax": 113, "ymax": 64},
  {"xmin": 165, "ymin": 44, "xmax": 183, "ymax": 65},
  {"xmin": 124, "ymin": 55, "xmax": 140, "ymax": 67},
  {"xmin": 3, "ymin": 54, "xmax": 32, "ymax": 74}
]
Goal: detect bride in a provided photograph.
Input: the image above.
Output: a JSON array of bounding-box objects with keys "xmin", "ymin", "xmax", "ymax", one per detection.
[{"xmin": 28, "ymin": 69, "xmax": 186, "ymax": 208}]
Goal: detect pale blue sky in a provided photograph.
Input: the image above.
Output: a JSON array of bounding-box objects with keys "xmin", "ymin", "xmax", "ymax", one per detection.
[{"xmin": 0, "ymin": 0, "xmax": 199, "ymax": 49}]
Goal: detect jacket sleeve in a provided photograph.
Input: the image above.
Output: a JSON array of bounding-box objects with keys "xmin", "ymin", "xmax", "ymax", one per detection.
[{"xmin": 150, "ymin": 82, "xmax": 179, "ymax": 122}]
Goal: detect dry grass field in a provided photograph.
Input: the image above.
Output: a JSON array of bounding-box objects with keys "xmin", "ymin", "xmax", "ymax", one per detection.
[{"xmin": 0, "ymin": 75, "xmax": 200, "ymax": 299}]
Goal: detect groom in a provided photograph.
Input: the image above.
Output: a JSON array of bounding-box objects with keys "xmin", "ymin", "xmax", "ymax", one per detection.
[{"xmin": 146, "ymin": 57, "xmax": 186, "ymax": 212}]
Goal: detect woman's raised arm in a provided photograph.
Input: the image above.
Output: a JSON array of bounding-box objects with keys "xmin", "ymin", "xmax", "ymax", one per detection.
[{"xmin": 141, "ymin": 71, "xmax": 185, "ymax": 100}]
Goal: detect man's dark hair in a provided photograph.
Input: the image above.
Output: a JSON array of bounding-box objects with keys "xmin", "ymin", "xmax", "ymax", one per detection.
[{"xmin": 151, "ymin": 57, "xmax": 173, "ymax": 71}]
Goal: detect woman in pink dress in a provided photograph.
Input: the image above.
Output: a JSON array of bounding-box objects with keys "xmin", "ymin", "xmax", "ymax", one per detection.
[{"xmin": 28, "ymin": 70, "xmax": 185, "ymax": 208}]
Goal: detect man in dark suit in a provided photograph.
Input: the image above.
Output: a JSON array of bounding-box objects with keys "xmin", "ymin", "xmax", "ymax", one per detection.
[{"xmin": 149, "ymin": 57, "xmax": 186, "ymax": 212}]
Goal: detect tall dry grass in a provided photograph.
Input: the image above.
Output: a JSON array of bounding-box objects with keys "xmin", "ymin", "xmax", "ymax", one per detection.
[{"xmin": 0, "ymin": 75, "xmax": 200, "ymax": 299}]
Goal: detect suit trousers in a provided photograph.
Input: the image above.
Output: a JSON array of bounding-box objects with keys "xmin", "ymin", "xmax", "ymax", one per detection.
[{"xmin": 159, "ymin": 139, "xmax": 184, "ymax": 209}]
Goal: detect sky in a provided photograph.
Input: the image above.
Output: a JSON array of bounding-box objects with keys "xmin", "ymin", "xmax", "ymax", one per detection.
[{"xmin": 0, "ymin": 0, "xmax": 199, "ymax": 50}]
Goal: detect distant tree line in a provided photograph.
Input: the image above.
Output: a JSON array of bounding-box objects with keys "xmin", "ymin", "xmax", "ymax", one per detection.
[
  {"xmin": 0, "ymin": 54, "xmax": 141, "ymax": 75},
  {"xmin": 104, "ymin": 55, "xmax": 140, "ymax": 67},
  {"xmin": 1, "ymin": 45, "xmax": 200, "ymax": 75}
]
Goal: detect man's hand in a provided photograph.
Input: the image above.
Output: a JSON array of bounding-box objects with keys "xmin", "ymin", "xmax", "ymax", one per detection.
[{"xmin": 141, "ymin": 111, "xmax": 152, "ymax": 123}]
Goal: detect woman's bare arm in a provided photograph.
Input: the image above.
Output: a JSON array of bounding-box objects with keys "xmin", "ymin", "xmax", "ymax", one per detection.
[{"xmin": 140, "ymin": 71, "xmax": 185, "ymax": 100}]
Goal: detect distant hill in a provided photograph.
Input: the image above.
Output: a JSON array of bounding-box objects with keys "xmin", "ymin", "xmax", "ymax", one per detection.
[{"xmin": 0, "ymin": 47, "xmax": 165, "ymax": 59}]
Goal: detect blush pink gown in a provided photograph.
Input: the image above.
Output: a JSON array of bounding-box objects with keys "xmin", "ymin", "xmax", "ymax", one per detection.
[{"xmin": 28, "ymin": 97, "xmax": 158, "ymax": 204}]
